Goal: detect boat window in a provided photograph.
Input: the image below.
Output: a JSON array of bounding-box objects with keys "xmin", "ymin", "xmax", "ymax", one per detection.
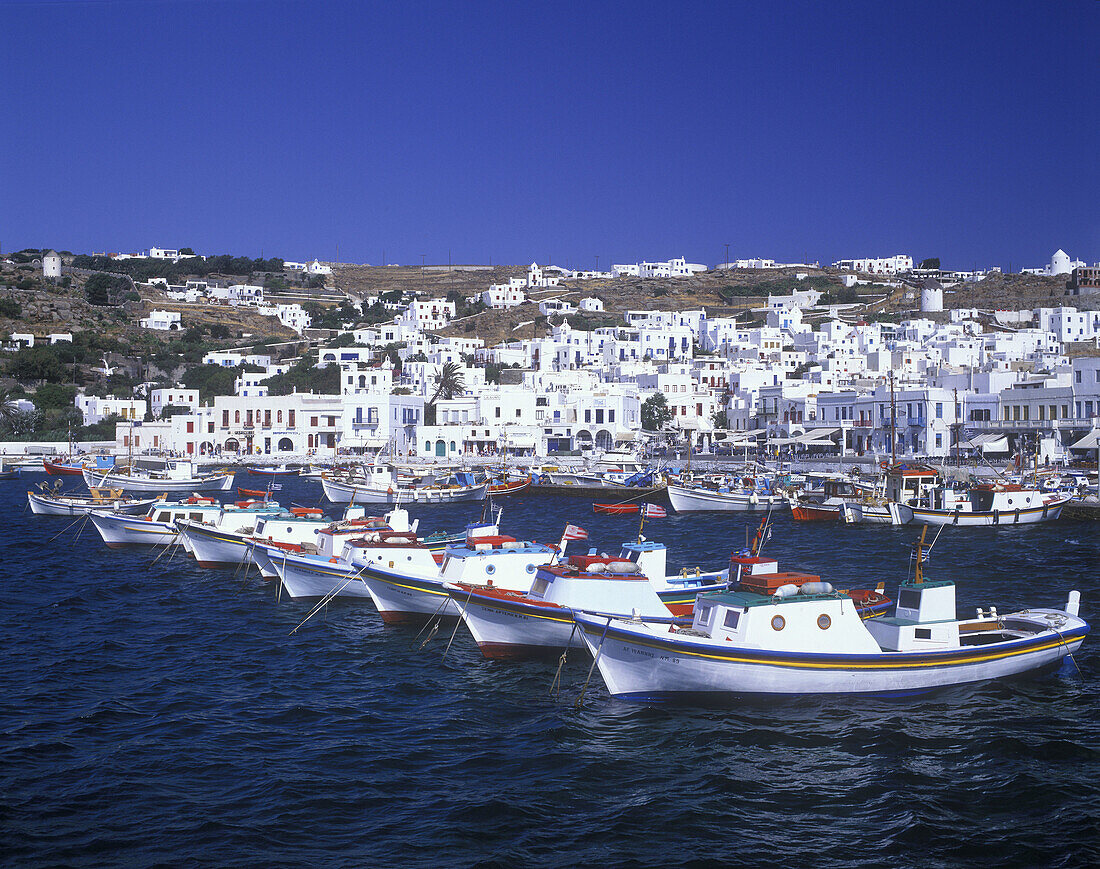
[
  {"xmin": 531, "ymin": 578, "xmax": 549, "ymax": 596},
  {"xmin": 915, "ymin": 628, "xmax": 932, "ymax": 639},
  {"xmin": 771, "ymin": 615, "xmax": 786, "ymax": 631},
  {"xmin": 190, "ymin": 512, "xmax": 203, "ymax": 521},
  {"xmin": 697, "ymin": 603, "xmax": 714, "ymax": 627},
  {"xmin": 817, "ymin": 614, "xmax": 831, "ymax": 630},
  {"xmin": 525, "ymin": 563, "xmax": 537, "ymax": 574},
  {"xmin": 155, "ymin": 512, "xmax": 169, "ymax": 522},
  {"xmin": 898, "ymin": 588, "xmax": 921, "ymax": 610},
  {"xmin": 485, "ymin": 563, "xmax": 496, "ymax": 575},
  {"xmin": 723, "ymin": 610, "xmax": 740, "ymax": 630}
]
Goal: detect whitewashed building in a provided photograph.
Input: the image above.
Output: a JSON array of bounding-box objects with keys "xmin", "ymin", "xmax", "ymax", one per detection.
[{"xmin": 139, "ymin": 309, "xmax": 182, "ymax": 331}]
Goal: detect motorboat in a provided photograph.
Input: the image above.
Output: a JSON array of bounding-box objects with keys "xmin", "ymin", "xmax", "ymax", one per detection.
[
  {"xmin": 43, "ymin": 457, "xmax": 86, "ymax": 476},
  {"xmin": 83, "ymin": 458, "xmax": 234, "ymax": 495},
  {"xmin": 667, "ymin": 479, "xmax": 787, "ymax": 512},
  {"xmin": 321, "ymin": 464, "xmax": 488, "ymax": 505},
  {"xmin": 592, "ymin": 503, "xmax": 641, "ymax": 515},
  {"xmin": 247, "ymin": 464, "xmax": 300, "ymax": 477},
  {"xmin": 347, "ymin": 520, "xmax": 558, "ymax": 621},
  {"xmin": 574, "ymin": 561, "xmax": 1088, "ymax": 701},
  {"xmin": 177, "ymin": 501, "xmax": 298, "ymax": 568},
  {"xmin": 27, "ymin": 484, "xmax": 157, "ymax": 517},
  {"xmin": 88, "ymin": 495, "xmax": 227, "ymax": 548},
  {"xmin": 906, "ymin": 483, "xmax": 1071, "ymax": 526}
]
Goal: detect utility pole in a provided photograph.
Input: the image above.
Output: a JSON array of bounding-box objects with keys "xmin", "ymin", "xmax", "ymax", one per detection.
[
  {"xmin": 595, "ymin": 255, "xmax": 599, "ymax": 274},
  {"xmin": 953, "ymin": 386, "xmax": 959, "ymax": 466},
  {"xmin": 724, "ymin": 243, "xmax": 730, "ymax": 269}
]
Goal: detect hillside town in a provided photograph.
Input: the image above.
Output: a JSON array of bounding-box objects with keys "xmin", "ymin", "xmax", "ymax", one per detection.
[{"xmin": 2, "ymin": 245, "xmax": 1100, "ymax": 467}]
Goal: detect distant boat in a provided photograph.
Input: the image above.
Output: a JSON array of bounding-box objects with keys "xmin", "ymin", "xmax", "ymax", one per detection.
[
  {"xmin": 592, "ymin": 503, "xmax": 641, "ymax": 515},
  {"xmin": 43, "ymin": 458, "xmax": 85, "ymax": 476},
  {"xmin": 247, "ymin": 464, "xmax": 300, "ymax": 477},
  {"xmin": 83, "ymin": 458, "xmax": 234, "ymax": 495},
  {"xmin": 27, "ymin": 485, "xmax": 157, "ymax": 517},
  {"xmin": 487, "ymin": 477, "xmax": 530, "ymax": 496}
]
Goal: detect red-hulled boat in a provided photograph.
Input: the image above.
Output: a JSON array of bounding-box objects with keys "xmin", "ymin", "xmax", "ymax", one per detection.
[
  {"xmin": 43, "ymin": 458, "xmax": 85, "ymax": 476},
  {"xmin": 238, "ymin": 486, "xmax": 275, "ymax": 499},
  {"xmin": 488, "ymin": 477, "xmax": 531, "ymax": 496},
  {"xmin": 593, "ymin": 503, "xmax": 641, "ymax": 514}
]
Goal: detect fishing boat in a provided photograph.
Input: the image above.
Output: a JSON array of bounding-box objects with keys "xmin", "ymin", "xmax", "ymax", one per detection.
[
  {"xmin": 83, "ymin": 458, "xmax": 234, "ymax": 495},
  {"xmin": 256, "ymin": 508, "xmax": 408, "ymax": 585},
  {"xmin": 238, "ymin": 486, "xmax": 277, "ymax": 500},
  {"xmin": 0, "ymin": 460, "xmax": 21, "ymax": 480},
  {"xmin": 247, "ymin": 464, "xmax": 300, "ymax": 477},
  {"xmin": 487, "ymin": 477, "xmax": 531, "ymax": 496},
  {"xmin": 345, "ymin": 520, "xmax": 558, "ymax": 620},
  {"xmin": 789, "ymin": 478, "xmax": 864, "ymax": 521},
  {"xmin": 906, "ymin": 483, "xmax": 1071, "ymax": 526},
  {"xmin": 43, "ymin": 457, "xmax": 86, "ymax": 476},
  {"xmin": 592, "ymin": 503, "xmax": 641, "ymax": 515},
  {"xmin": 573, "ymin": 530, "xmax": 1088, "ymax": 701},
  {"xmin": 177, "ymin": 502, "xmax": 299, "ymax": 568},
  {"xmin": 321, "ymin": 464, "xmax": 487, "ymax": 505},
  {"xmin": 87, "ymin": 495, "xmax": 226, "ymax": 548},
  {"xmin": 667, "ymin": 480, "xmax": 787, "ymax": 512},
  {"xmin": 27, "ymin": 484, "xmax": 157, "ymax": 517}
]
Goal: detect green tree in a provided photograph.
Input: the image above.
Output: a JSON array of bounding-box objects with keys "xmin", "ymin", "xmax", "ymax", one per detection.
[
  {"xmin": 7, "ymin": 345, "xmax": 64, "ymax": 383},
  {"xmin": 0, "ymin": 388, "xmax": 21, "ymax": 428},
  {"xmin": 711, "ymin": 407, "xmax": 728, "ymax": 430},
  {"xmin": 182, "ymin": 364, "xmax": 241, "ymax": 400},
  {"xmin": 32, "ymin": 383, "xmax": 78, "ymax": 410},
  {"xmin": 430, "ymin": 361, "xmax": 465, "ymax": 403},
  {"xmin": 641, "ymin": 392, "xmax": 673, "ymax": 432}
]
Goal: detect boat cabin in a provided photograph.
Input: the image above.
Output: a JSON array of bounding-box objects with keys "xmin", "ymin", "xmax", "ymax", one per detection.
[
  {"xmin": 438, "ymin": 536, "xmax": 557, "ymax": 589},
  {"xmin": 147, "ymin": 497, "xmax": 234, "ymax": 525},
  {"xmin": 684, "ymin": 587, "xmax": 881, "ymax": 654},
  {"xmin": 526, "ymin": 562, "xmax": 669, "ymax": 616},
  {"xmin": 883, "ymin": 464, "xmax": 941, "ymax": 504},
  {"xmin": 864, "ymin": 580, "xmax": 961, "ymax": 651}
]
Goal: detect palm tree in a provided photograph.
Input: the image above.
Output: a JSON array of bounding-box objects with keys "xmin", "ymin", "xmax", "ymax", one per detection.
[
  {"xmin": 430, "ymin": 362, "xmax": 465, "ymax": 404},
  {"xmin": 0, "ymin": 388, "xmax": 20, "ymax": 429}
]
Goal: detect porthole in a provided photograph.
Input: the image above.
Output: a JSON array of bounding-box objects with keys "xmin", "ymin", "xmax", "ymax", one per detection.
[
  {"xmin": 485, "ymin": 563, "xmax": 496, "ymax": 575},
  {"xmin": 525, "ymin": 563, "xmax": 536, "ymax": 574},
  {"xmin": 817, "ymin": 614, "xmax": 832, "ymax": 630},
  {"xmin": 771, "ymin": 615, "xmax": 786, "ymax": 631}
]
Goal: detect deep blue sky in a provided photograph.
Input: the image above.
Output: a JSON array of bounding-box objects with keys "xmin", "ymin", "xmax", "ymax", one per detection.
[{"xmin": 2, "ymin": 0, "xmax": 1097, "ymax": 271}]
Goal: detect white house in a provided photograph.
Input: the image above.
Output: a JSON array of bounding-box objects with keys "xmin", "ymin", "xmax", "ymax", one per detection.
[
  {"xmin": 203, "ymin": 349, "xmax": 273, "ymax": 368},
  {"xmin": 482, "ymin": 285, "xmax": 526, "ymax": 308},
  {"xmin": 308, "ymin": 260, "xmax": 333, "ymax": 276},
  {"xmin": 76, "ymin": 394, "xmax": 148, "ymax": 425},
  {"xmin": 579, "ymin": 297, "xmax": 604, "ymax": 312},
  {"xmin": 149, "ymin": 387, "xmax": 199, "ymax": 418},
  {"xmin": 833, "ymin": 255, "xmax": 913, "ymax": 275},
  {"xmin": 139, "ymin": 309, "xmax": 182, "ymax": 331},
  {"xmin": 612, "ymin": 256, "xmax": 707, "ymax": 279},
  {"xmin": 401, "ymin": 299, "xmax": 456, "ymax": 331}
]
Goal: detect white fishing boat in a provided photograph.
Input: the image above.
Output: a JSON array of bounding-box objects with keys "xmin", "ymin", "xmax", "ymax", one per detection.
[
  {"xmin": 27, "ymin": 484, "xmax": 157, "ymax": 517},
  {"xmin": 267, "ymin": 507, "xmax": 424, "ymax": 598},
  {"xmin": 348, "ymin": 520, "xmax": 558, "ymax": 621},
  {"xmin": 573, "ymin": 533, "xmax": 1088, "ymax": 701},
  {"xmin": 177, "ymin": 502, "xmax": 298, "ymax": 568},
  {"xmin": 667, "ymin": 481, "xmax": 786, "ymax": 512},
  {"xmin": 83, "ymin": 458, "xmax": 234, "ymax": 495},
  {"xmin": 320, "ymin": 464, "xmax": 488, "ymax": 505},
  {"xmin": 87, "ymin": 495, "xmax": 226, "ymax": 548},
  {"xmin": 906, "ymin": 483, "xmax": 1071, "ymax": 526}
]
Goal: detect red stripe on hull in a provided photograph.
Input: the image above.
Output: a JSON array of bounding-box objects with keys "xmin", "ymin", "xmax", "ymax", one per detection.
[
  {"xmin": 377, "ymin": 610, "xmax": 458, "ymax": 626},
  {"xmin": 477, "ymin": 642, "xmax": 568, "ymax": 660}
]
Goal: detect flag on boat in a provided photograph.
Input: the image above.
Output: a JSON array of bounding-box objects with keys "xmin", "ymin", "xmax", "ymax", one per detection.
[
  {"xmin": 269, "ymin": 483, "xmax": 283, "ymax": 491},
  {"xmin": 642, "ymin": 504, "xmax": 667, "ymax": 518},
  {"xmin": 562, "ymin": 524, "xmax": 588, "ymax": 540}
]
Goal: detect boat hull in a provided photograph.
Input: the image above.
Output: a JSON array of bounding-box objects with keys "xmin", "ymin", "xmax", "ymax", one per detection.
[
  {"xmin": 321, "ymin": 477, "xmax": 488, "ymax": 505},
  {"xmin": 574, "ymin": 611, "xmax": 1087, "ymax": 700},
  {"xmin": 88, "ymin": 511, "xmax": 179, "ymax": 548},
  {"xmin": 179, "ymin": 523, "xmax": 255, "ymax": 568},
  {"xmin": 83, "ymin": 468, "xmax": 235, "ymax": 494},
  {"xmin": 907, "ymin": 500, "xmax": 1067, "ymax": 527},
  {"xmin": 667, "ymin": 484, "xmax": 786, "ymax": 513},
  {"xmin": 355, "ymin": 562, "xmax": 460, "ymax": 623},
  {"xmin": 27, "ymin": 491, "xmax": 156, "ymax": 517},
  {"xmin": 43, "ymin": 459, "xmax": 85, "ymax": 476},
  {"xmin": 271, "ymin": 551, "xmax": 372, "ymax": 600}
]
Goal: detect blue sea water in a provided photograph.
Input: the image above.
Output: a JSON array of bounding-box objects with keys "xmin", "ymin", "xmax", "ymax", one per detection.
[{"xmin": 2, "ymin": 475, "xmax": 1098, "ymax": 867}]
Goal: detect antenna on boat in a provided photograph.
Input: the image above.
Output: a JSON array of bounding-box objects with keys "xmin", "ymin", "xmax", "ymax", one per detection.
[{"xmin": 910, "ymin": 524, "xmax": 928, "ymax": 584}]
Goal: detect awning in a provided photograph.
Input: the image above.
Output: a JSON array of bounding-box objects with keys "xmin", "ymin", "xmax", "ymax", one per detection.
[
  {"xmin": 1070, "ymin": 430, "xmax": 1100, "ymax": 450},
  {"xmin": 958, "ymin": 433, "xmax": 1008, "ymax": 451},
  {"xmin": 797, "ymin": 428, "xmax": 841, "ymax": 444}
]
